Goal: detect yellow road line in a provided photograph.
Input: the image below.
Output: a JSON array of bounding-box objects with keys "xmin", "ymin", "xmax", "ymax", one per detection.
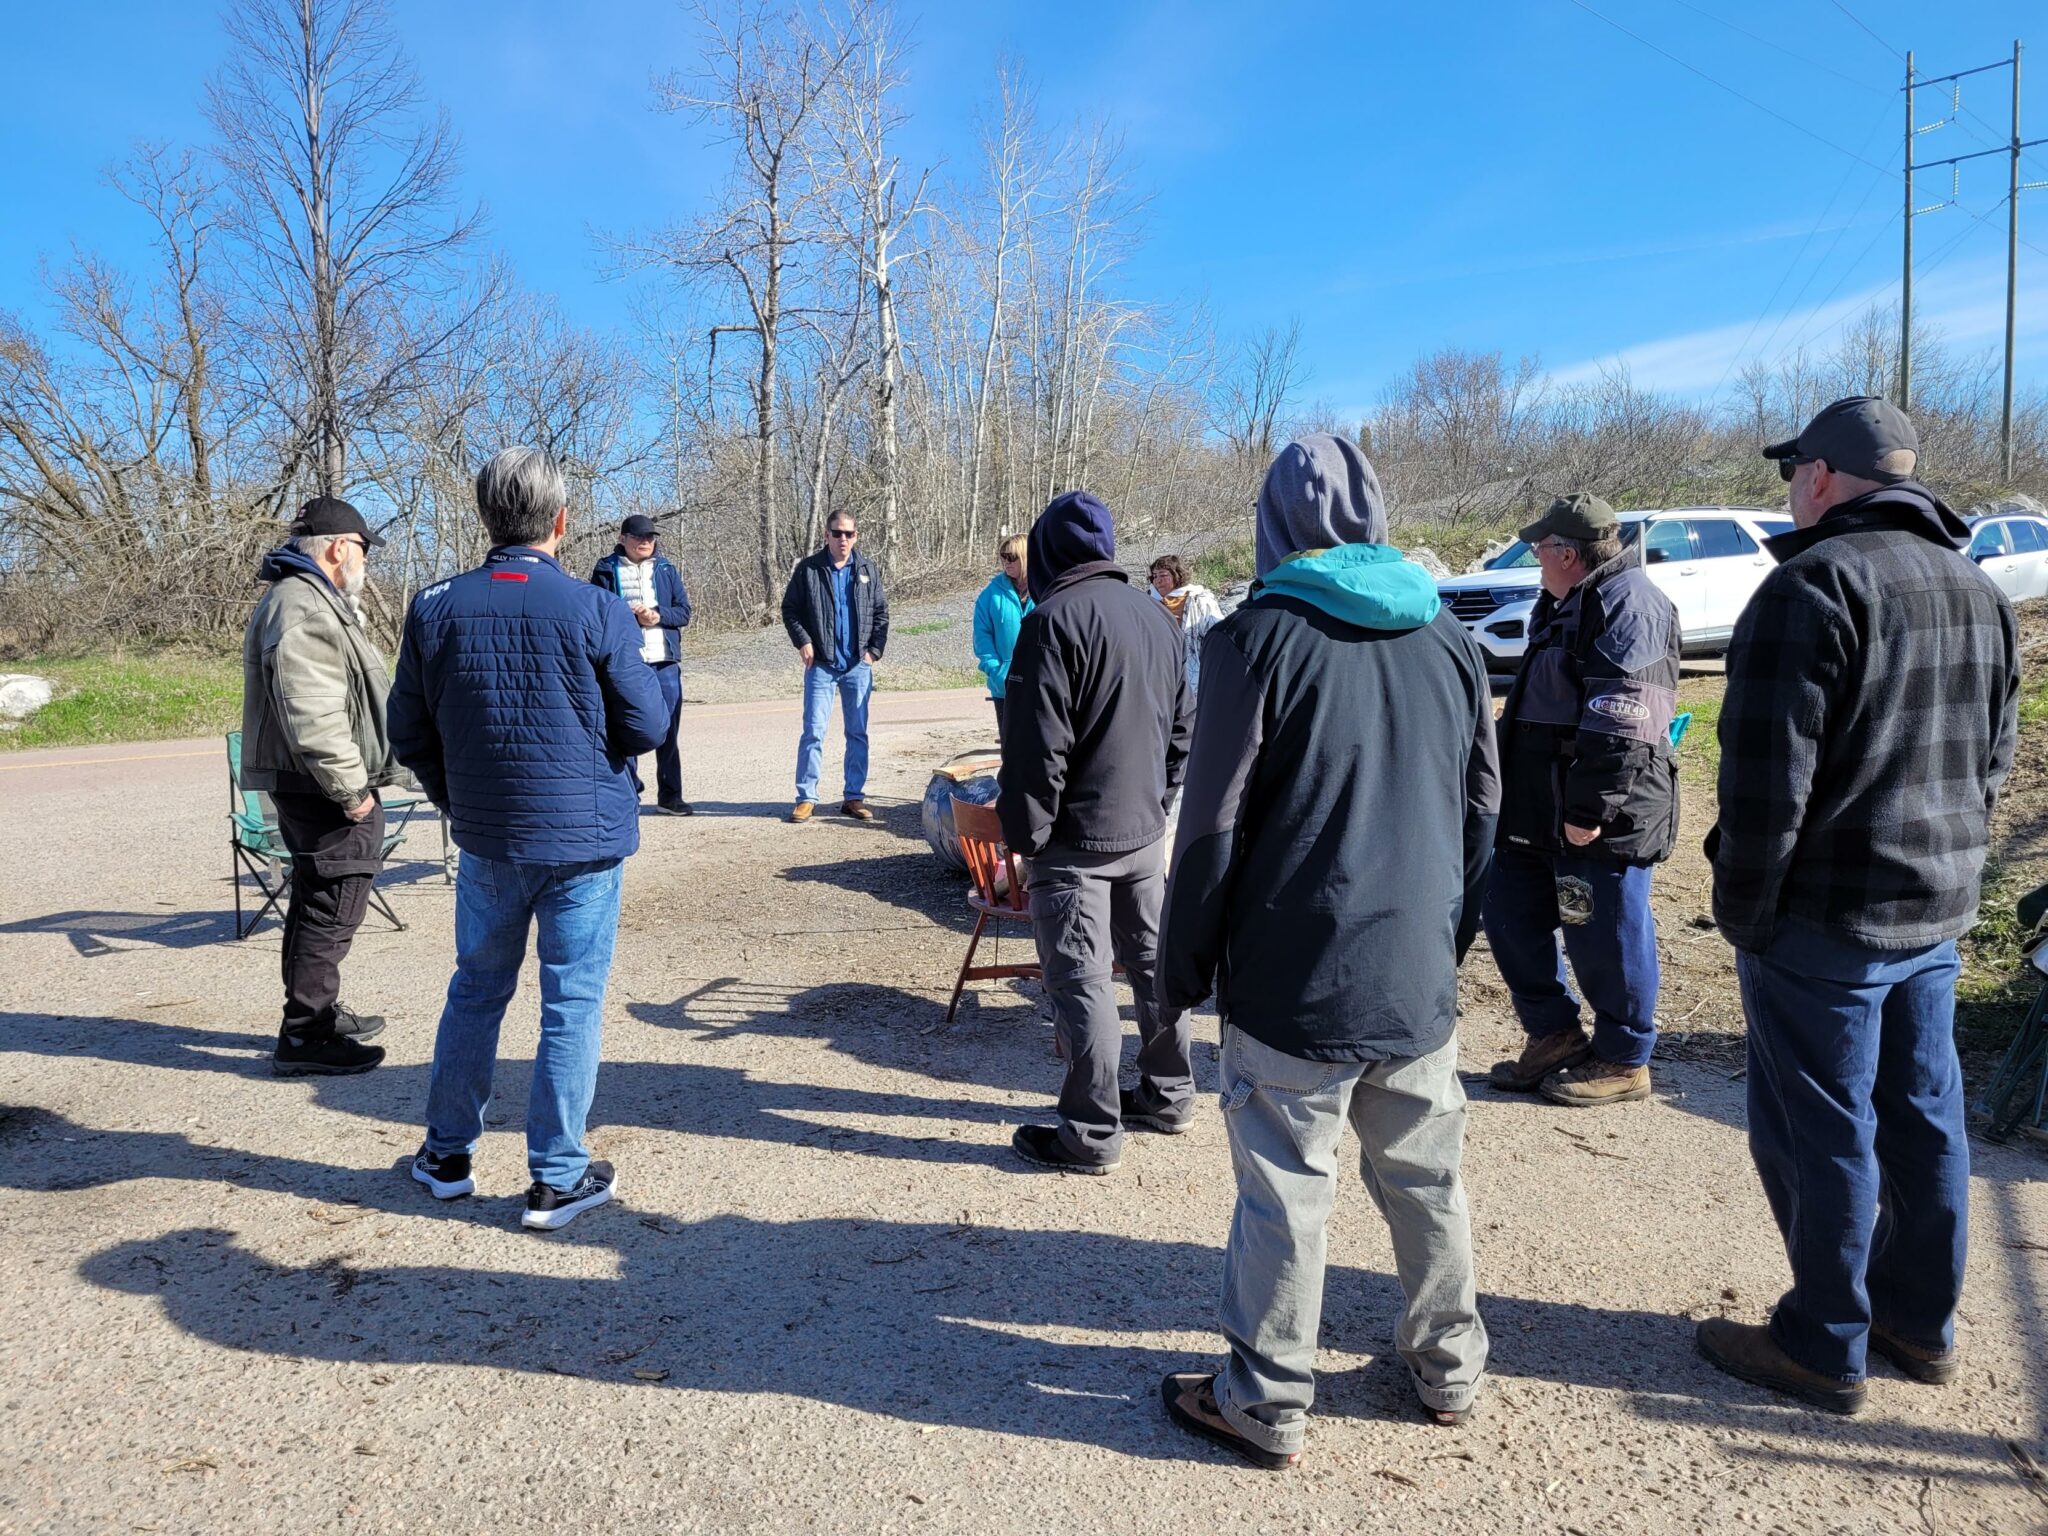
[{"xmin": 0, "ymin": 747, "xmax": 217, "ymax": 772}]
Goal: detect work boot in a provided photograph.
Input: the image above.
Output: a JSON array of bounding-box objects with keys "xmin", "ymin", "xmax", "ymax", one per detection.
[
  {"xmin": 1696, "ymin": 1318, "xmax": 1866, "ymax": 1415},
  {"xmin": 1869, "ymin": 1326, "xmax": 1959, "ymax": 1385},
  {"xmin": 1488, "ymin": 1028, "xmax": 1590, "ymax": 1091},
  {"xmin": 788, "ymin": 801, "xmax": 814, "ymax": 823},
  {"xmin": 1542, "ymin": 1058, "xmax": 1652, "ymax": 1107},
  {"xmin": 273, "ymin": 1030, "xmax": 384, "ymax": 1077},
  {"xmin": 332, "ymin": 1004, "xmax": 385, "ymax": 1041},
  {"xmin": 841, "ymin": 799, "xmax": 875, "ymax": 821}
]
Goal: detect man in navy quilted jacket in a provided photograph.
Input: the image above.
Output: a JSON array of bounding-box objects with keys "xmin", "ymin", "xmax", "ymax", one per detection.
[{"xmin": 388, "ymin": 446, "xmax": 668, "ymax": 1232}]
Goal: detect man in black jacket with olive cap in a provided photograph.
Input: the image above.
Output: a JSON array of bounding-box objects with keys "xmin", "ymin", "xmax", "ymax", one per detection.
[
  {"xmin": 1155, "ymin": 433, "xmax": 1498, "ymax": 1470},
  {"xmin": 999, "ymin": 489, "xmax": 1194, "ymax": 1175}
]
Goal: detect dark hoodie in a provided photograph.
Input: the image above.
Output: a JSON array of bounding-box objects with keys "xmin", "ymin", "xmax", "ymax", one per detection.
[
  {"xmin": 1159, "ymin": 436, "xmax": 1501, "ymax": 1063},
  {"xmin": 1709, "ymin": 481, "xmax": 2020, "ymax": 952},
  {"xmin": 257, "ymin": 542, "xmax": 337, "ymax": 592},
  {"xmin": 998, "ymin": 491, "xmax": 1193, "ymax": 856}
]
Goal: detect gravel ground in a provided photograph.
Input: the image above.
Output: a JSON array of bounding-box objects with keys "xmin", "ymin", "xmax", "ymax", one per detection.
[{"xmin": 1, "ymin": 691, "xmax": 2046, "ymax": 1536}]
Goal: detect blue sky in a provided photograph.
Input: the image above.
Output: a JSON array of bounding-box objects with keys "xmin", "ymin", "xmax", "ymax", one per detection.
[{"xmin": 3, "ymin": 0, "xmax": 2043, "ymax": 419}]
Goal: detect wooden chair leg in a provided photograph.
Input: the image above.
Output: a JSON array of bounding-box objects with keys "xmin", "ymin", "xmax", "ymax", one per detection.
[{"xmin": 946, "ymin": 911, "xmax": 989, "ymax": 1024}]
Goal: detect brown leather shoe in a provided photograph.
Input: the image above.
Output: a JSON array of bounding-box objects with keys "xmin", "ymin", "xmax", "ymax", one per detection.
[
  {"xmin": 1870, "ymin": 1325, "xmax": 1959, "ymax": 1385},
  {"xmin": 1488, "ymin": 1028, "xmax": 1591, "ymax": 1091},
  {"xmin": 787, "ymin": 801, "xmax": 814, "ymax": 823},
  {"xmin": 1696, "ymin": 1318, "xmax": 1866, "ymax": 1414},
  {"xmin": 840, "ymin": 799, "xmax": 875, "ymax": 821},
  {"xmin": 1542, "ymin": 1058, "xmax": 1652, "ymax": 1107}
]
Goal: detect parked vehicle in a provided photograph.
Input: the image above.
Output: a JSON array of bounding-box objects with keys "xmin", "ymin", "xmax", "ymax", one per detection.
[
  {"xmin": 1966, "ymin": 512, "xmax": 2048, "ymax": 603},
  {"xmin": 1437, "ymin": 507, "xmax": 1795, "ymax": 672}
]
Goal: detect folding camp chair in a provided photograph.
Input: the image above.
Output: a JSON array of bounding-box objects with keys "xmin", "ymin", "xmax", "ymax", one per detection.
[
  {"xmin": 943, "ymin": 797, "xmax": 1123, "ymax": 1027},
  {"xmin": 226, "ymin": 730, "xmax": 419, "ymax": 939},
  {"xmin": 1668, "ymin": 710, "xmax": 1693, "ymax": 748}
]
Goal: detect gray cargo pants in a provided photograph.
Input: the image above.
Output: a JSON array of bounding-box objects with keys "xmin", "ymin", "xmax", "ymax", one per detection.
[
  {"xmin": 1026, "ymin": 840, "xmax": 1193, "ymax": 1164},
  {"xmin": 1217, "ymin": 1025, "xmax": 1487, "ymax": 1454}
]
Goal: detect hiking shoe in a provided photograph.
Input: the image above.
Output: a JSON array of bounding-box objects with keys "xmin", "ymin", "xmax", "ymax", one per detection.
[
  {"xmin": 1120, "ymin": 1087, "xmax": 1194, "ymax": 1135},
  {"xmin": 1489, "ymin": 1028, "xmax": 1591, "ymax": 1091},
  {"xmin": 1870, "ymin": 1326, "xmax": 1959, "ymax": 1385},
  {"xmin": 410, "ymin": 1148, "xmax": 475, "ymax": 1200},
  {"xmin": 654, "ymin": 800, "xmax": 695, "ymax": 817},
  {"xmin": 332, "ymin": 1005, "xmax": 385, "ymax": 1041},
  {"xmin": 273, "ymin": 1030, "xmax": 384, "ymax": 1076},
  {"xmin": 1697, "ymin": 1318, "xmax": 1865, "ymax": 1414},
  {"xmin": 788, "ymin": 801, "xmax": 815, "ymax": 823},
  {"xmin": 1542, "ymin": 1059, "xmax": 1652, "ymax": 1107},
  {"xmin": 841, "ymin": 799, "xmax": 875, "ymax": 821},
  {"xmin": 522, "ymin": 1161, "xmax": 616, "ymax": 1231},
  {"xmin": 1011, "ymin": 1125, "xmax": 1118, "ymax": 1175}
]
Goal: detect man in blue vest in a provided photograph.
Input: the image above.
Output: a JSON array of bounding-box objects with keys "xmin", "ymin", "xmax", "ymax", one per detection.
[
  {"xmin": 780, "ymin": 511, "xmax": 890, "ymax": 822},
  {"xmin": 591, "ymin": 513, "xmax": 694, "ymax": 815}
]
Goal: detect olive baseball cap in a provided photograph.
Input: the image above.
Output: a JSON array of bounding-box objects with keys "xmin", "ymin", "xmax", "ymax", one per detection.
[
  {"xmin": 1519, "ymin": 492, "xmax": 1617, "ymax": 545},
  {"xmin": 289, "ymin": 495, "xmax": 383, "ymax": 547},
  {"xmin": 1762, "ymin": 395, "xmax": 1918, "ymax": 483}
]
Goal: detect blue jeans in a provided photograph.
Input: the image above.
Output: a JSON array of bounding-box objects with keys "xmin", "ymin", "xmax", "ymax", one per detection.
[
  {"xmin": 422, "ymin": 852, "xmax": 624, "ymax": 1190},
  {"xmin": 795, "ymin": 662, "xmax": 871, "ymax": 803},
  {"xmin": 1481, "ymin": 845, "xmax": 1660, "ymax": 1067},
  {"xmin": 627, "ymin": 662, "xmax": 684, "ymax": 805},
  {"xmin": 1736, "ymin": 925, "xmax": 1968, "ymax": 1382}
]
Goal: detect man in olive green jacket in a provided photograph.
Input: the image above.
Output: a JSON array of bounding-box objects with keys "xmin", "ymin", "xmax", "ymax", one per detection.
[{"xmin": 241, "ymin": 497, "xmax": 401, "ymax": 1076}]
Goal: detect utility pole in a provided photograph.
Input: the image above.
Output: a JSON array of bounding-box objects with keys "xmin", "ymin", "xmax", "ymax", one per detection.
[
  {"xmin": 2007, "ymin": 40, "xmax": 2023, "ymax": 482},
  {"xmin": 1903, "ymin": 51, "xmax": 1914, "ymax": 410}
]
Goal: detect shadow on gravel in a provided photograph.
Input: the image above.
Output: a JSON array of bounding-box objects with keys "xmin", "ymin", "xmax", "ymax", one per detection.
[
  {"xmin": 0, "ymin": 909, "xmax": 239, "ymax": 956},
  {"xmin": 71, "ymin": 1211, "xmax": 1777, "ymax": 1462}
]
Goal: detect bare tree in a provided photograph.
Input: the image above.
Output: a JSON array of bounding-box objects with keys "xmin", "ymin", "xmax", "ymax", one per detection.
[
  {"xmin": 1212, "ymin": 319, "xmax": 1306, "ymax": 465},
  {"xmin": 206, "ymin": 0, "xmax": 486, "ymax": 497}
]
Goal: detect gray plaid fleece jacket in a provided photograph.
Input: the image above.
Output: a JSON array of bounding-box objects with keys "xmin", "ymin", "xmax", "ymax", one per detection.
[{"xmin": 1708, "ymin": 484, "xmax": 2019, "ymax": 953}]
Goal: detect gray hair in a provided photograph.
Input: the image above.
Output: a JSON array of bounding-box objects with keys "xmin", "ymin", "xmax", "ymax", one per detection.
[
  {"xmin": 476, "ymin": 446, "xmax": 567, "ymax": 546},
  {"xmin": 287, "ymin": 533, "xmax": 345, "ymax": 562},
  {"xmin": 1562, "ymin": 532, "xmax": 1623, "ymax": 569}
]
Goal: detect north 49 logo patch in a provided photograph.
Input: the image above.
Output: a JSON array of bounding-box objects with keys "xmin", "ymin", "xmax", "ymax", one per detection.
[{"xmin": 1586, "ymin": 692, "xmax": 1651, "ymax": 723}]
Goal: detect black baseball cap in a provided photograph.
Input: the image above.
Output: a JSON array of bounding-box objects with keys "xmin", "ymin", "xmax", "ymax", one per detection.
[
  {"xmin": 1763, "ymin": 396, "xmax": 1918, "ymax": 483},
  {"xmin": 289, "ymin": 495, "xmax": 383, "ymax": 547},
  {"xmin": 620, "ymin": 513, "xmax": 659, "ymax": 538},
  {"xmin": 1519, "ymin": 492, "xmax": 1618, "ymax": 545}
]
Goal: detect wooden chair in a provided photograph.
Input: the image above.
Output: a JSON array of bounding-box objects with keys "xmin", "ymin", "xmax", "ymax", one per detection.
[{"xmin": 945, "ymin": 798, "xmax": 1038, "ymax": 1023}]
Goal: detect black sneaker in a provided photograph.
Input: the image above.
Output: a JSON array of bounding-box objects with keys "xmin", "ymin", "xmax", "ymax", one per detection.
[
  {"xmin": 522, "ymin": 1161, "xmax": 616, "ymax": 1231},
  {"xmin": 333, "ymin": 1005, "xmax": 386, "ymax": 1041},
  {"xmin": 1011, "ymin": 1124, "xmax": 1118, "ymax": 1175},
  {"xmin": 273, "ymin": 1030, "xmax": 384, "ymax": 1076},
  {"xmin": 410, "ymin": 1148, "xmax": 474, "ymax": 1200},
  {"xmin": 654, "ymin": 800, "xmax": 695, "ymax": 817},
  {"xmin": 1120, "ymin": 1087, "xmax": 1194, "ymax": 1135}
]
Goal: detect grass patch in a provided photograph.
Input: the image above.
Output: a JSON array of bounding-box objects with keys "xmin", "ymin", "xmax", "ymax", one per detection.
[
  {"xmin": 1186, "ymin": 539, "xmax": 1255, "ymax": 591},
  {"xmin": 1392, "ymin": 514, "xmax": 1520, "ymax": 574},
  {"xmin": 1957, "ymin": 863, "xmax": 2044, "ymax": 1052},
  {"xmin": 1, "ymin": 650, "xmax": 243, "ymax": 751},
  {"xmin": 1673, "ymin": 676, "xmax": 1725, "ymax": 782},
  {"xmin": 898, "ymin": 618, "xmax": 955, "ymax": 637}
]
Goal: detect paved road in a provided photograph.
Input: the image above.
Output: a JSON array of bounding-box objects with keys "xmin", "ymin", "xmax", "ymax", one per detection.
[{"xmin": 1, "ymin": 686, "xmax": 2044, "ymax": 1536}]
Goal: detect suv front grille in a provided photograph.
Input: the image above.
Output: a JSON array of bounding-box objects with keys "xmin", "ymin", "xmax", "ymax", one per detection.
[{"xmin": 1445, "ymin": 591, "xmax": 1502, "ymax": 622}]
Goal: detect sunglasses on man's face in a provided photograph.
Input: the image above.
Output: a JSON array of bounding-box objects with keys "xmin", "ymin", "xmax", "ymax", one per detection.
[
  {"xmin": 829, "ymin": 528, "xmax": 857, "ymax": 539},
  {"xmin": 1777, "ymin": 456, "xmax": 1815, "ymax": 483}
]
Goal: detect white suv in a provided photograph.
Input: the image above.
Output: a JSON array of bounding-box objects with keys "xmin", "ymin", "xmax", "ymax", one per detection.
[{"xmin": 1437, "ymin": 507, "xmax": 1796, "ymax": 672}]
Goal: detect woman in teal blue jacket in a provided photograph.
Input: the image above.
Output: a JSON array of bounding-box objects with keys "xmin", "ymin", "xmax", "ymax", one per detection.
[{"xmin": 971, "ymin": 534, "xmax": 1032, "ymax": 742}]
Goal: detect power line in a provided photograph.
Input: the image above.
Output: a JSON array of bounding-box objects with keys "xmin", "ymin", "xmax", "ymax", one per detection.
[
  {"xmin": 1827, "ymin": 0, "xmax": 1903, "ymax": 62},
  {"xmin": 1759, "ymin": 207, "xmax": 1901, "ymax": 369},
  {"xmin": 1567, "ymin": 0, "xmax": 1890, "ymax": 173},
  {"xmin": 1659, "ymin": 0, "xmax": 1888, "ymax": 96}
]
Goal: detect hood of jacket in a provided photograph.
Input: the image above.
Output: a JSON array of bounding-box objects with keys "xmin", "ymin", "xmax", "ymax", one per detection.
[
  {"xmin": 1027, "ymin": 491, "xmax": 1116, "ymax": 602},
  {"xmin": 1251, "ymin": 544, "xmax": 1440, "ymax": 630},
  {"xmin": 1766, "ymin": 480, "xmax": 1971, "ymax": 563},
  {"xmin": 980, "ymin": 570, "xmax": 1029, "ymax": 609},
  {"xmin": 1255, "ymin": 433, "xmax": 1388, "ymax": 578},
  {"xmin": 256, "ymin": 542, "xmax": 338, "ymax": 593}
]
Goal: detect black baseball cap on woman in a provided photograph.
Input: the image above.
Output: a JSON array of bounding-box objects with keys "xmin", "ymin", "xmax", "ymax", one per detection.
[
  {"xmin": 289, "ymin": 495, "xmax": 383, "ymax": 547},
  {"xmin": 1763, "ymin": 396, "xmax": 1919, "ymax": 483}
]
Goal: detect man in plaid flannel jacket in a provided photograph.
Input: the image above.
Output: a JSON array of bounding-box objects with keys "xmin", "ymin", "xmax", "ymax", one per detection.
[{"xmin": 1697, "ymin": 396, "xmax": 2020, "ymax": 1417}]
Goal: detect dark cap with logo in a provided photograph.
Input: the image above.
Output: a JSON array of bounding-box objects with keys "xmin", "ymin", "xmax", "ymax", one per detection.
[
  {"xmin": 1519, "ymin": 492, "xmax": 1618, "ymax": 545},
  {"xmin": 620, "ymin": 513, "xmax": 659, "ymax": 538},
  {"xmin": 1763, "ymin": 395, "xmax": 1918, "ymax": 483},
  {"xmin": 289, "ymin": 495, "xmax": 382, "ymax": 547}
]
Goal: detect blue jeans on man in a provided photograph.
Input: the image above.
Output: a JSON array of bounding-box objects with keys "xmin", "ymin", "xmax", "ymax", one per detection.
[
  {"xmin": 796, "ymin": 661, "xmax": 871, "ymax": 804},
  {"xmin": 422, "ymin": 852, "xmax": 624, "ymax": 1190},
  {"xmin": 626, "ymin": 661, "xmax": 684, "ymax": 806},
  {"xmin": 1735, "ymin": 924, "xmax": 1969, "ymax": 1381},
  {"xmin": 1481, "ymin": 844, "xmax": 1659, "ymax": 1065}
]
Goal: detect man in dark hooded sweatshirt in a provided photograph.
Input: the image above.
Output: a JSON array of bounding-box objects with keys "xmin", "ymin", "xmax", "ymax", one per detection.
[
  {"xmin": 998, "ymin": 490, "xmax": 1194, "ymax": 1174},
  {"xmin": 1697, "ymin": 397, "xmax": 2018, "ymax": 1415},
  {"xmin": 1156, "ymin": 434, "xmax": 1499, "ymax": 1470}
]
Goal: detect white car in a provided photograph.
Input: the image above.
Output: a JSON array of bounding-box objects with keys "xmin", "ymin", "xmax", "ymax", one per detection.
[
  {"xmin": 1966, "ymin": 513, "xmax": 2048, "ymax": 603},
  {"xmin": 1437, "ymin": 507, "xmax": 1796, "ymax": 672}
]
